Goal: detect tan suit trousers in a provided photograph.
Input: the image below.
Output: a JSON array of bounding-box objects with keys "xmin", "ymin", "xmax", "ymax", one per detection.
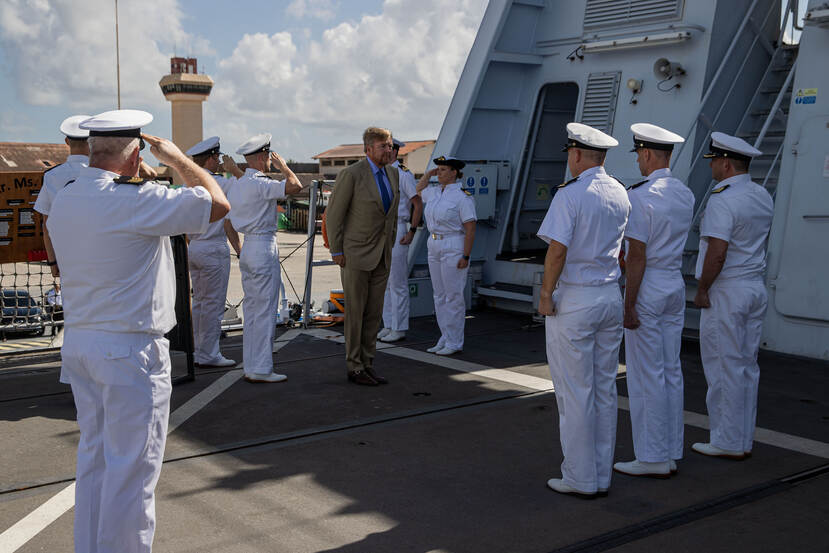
[{"xmin": 341, "ymin": 255, "xmax": 390, "ymax": 373}]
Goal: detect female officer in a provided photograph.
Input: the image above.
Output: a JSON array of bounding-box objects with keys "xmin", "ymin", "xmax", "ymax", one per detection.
[{"xmin": 415, "ymin": 156, "xmax": 476, "ymax": 355}]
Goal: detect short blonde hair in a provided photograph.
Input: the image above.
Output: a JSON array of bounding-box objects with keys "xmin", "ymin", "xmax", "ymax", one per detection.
[{"xmin": 362, "ymin": 127, "xmax": 391, "ymax": 149}]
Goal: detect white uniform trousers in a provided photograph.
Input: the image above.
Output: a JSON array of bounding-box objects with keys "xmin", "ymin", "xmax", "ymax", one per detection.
[
  {"xmin": 240, "ymin": 233, "xmax": 280, "ymax": 376},
  {"xmin": 188, "ymin": 239, "xmax": 230, "ymax": 365},
  {"xmin": 62, "ymin": 328, "xmax": 171, "ymax": 553},
  {"xmin": 545, "ymin": 282, "xmax": 623, "ymax": 493},
  {"xmin": 700, "ymin": 278, "xmax": 767, "ymax": 452},
  {"xmin": 382, "ymin": 220, "xmax": 411, "ymax": 332},
  {"xmin": 624, "ymin": 270, "xmax": 685, "ymax": 463},
  {"xmin": 427, "ymin": 234, "xmax": 468, "ymax": 351}
]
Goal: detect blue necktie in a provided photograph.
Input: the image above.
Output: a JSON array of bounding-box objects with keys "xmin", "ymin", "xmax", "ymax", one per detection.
[{"xmin": 375, "ymin": 168, "xmax": 391, "ymax": 213}]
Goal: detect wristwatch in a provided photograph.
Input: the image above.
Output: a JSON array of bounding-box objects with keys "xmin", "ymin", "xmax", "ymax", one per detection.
[{"xmin": 462, "ymin": 255, "xmax": 470, "ymax": 260}]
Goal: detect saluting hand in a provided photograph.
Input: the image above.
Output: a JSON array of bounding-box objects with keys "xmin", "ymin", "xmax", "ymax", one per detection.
[{"xmin": 141, "ymin": 134, "xmax": 186, "ymax": 166}]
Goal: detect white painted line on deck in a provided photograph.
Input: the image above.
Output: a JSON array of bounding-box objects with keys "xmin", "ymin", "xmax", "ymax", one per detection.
[
  {"xmin": 0, "ymin": 484, "xmax": 75, "ymax": 553},
  {"xmin": 1, "ymin": 339, "xmax": 297, "ymax": 551}
]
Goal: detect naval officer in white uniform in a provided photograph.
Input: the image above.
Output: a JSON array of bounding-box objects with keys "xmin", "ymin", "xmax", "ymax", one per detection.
[
  {"xmin": 692, "ymin": 132, "xmax": 774, "ymax": 460},
  {"xmin": 48, "ymin": 109, "xmax": 230, "ymax": 553},
  {"xmin": 614, "ymin": 123, "xmax": 694, "ymax": 479},
  {"xmin": 378, "ymin": 138, "xmax": 423, "ymax": 343},
  {"xmin": 537, "ymin": 122, "xmax": 630, "ymax": 498},
  {"xmin": 185, "ymin": 136, "xmax": 242, "ymax": 368},
  {"xmin": 35, "ymin": 114, "xmax": 91, "ymax": 279},
  {"xmin": 228, "ymin": 134, "xmax": 303, "ymax": 383},
  {"xmin": 415, "ymin": 156, "xmax": 476, "ymax": 356}
]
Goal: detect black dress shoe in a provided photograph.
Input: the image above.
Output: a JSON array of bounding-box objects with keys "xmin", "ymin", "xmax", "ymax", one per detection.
[
  {"xmin": 365, "ymin": 367, "xmax": 387, "ymax": 385},
  {"xmin": 347, "ymin": 370, "xmax": 379, "ymax": 386}
]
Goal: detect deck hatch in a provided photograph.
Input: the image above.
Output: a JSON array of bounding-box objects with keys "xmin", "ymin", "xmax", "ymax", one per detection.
[
  {"xmin": 583, "ymin": 0, "xmax": 684, "ymax": 30},
  {"xmin": 579, "ymin": 72, "xmax": 621, "ymax": 134}
]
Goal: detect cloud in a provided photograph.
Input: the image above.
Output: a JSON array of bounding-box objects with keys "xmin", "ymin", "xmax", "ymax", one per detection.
[
  {"xmin": 286, "ymin": 0, "xmax": 337, "ymax": 20},
  {"xmin": 0, "ymin": 0, "xmax": 212, "ymax": 110},
  {"xmin": 213, "ymin": 0, "xmax": 488, "ymax": 156}
]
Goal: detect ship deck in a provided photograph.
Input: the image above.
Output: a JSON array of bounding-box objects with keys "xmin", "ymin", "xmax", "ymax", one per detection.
[{"xmin": 1, "ymin": 309, "xmax": 827, "ymax": 552}]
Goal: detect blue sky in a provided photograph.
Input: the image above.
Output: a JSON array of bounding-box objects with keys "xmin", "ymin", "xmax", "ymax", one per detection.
[{"xmin": 0, "ymin": 0, "xmax": 488, "ymax": 162}]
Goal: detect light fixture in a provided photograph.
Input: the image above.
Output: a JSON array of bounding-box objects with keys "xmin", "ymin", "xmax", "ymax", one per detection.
[
  {"xmin": 626, "ymin": 78, "xmax": 643, "ymax": 93},
  {"xmin": 580, "ymin": 31, "xmax": 691, "ymax": 53}
]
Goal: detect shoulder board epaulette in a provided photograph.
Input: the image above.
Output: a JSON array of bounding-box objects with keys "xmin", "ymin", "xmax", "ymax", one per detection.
[
  {"xmin": 711, "ymin": 184, "xmax": 730, "ymax": 194},
  {"xmin": 463, "ymin": 189, "xmax": 472, "ymax": 196},
  {"xmin": 608, "ymin": 174, "xmax": 626, "ymax": 188},
  {"xmin": 627, "ymin": 179, "xmax": 647, "ymax": 191},
  {"xmin": 114, "ymin": 176, "xmax": 148, "ymax": 185},
  {"xmin": 42, "ymin": 163, "xmax": 61, "ymax": 174},
  {"xmin": 64, "ymin": 179, "xmax": 75, "ymax": 188},
  {"xmin": 399, "ymin": 163, "xmax": 411, "ymax": 173},
  {"xmin": 557, "ymin": 176, "xmax": 578, "ymax": 189}
]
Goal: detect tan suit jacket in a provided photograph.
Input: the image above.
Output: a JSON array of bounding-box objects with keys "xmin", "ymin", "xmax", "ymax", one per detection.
[{"xmin": 326, "ymin": 158, "xmax": 400, "ymax": 271}]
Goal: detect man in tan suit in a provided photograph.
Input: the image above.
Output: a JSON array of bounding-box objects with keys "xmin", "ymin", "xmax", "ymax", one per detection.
[{"xmin": 326, "ymin": 127, "xmax": 400, "ymax": 386}]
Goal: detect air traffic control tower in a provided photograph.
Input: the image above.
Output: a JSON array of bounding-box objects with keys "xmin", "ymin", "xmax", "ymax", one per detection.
[{"xmin": 159, "ymin": 57, "xmax": 213, "ymax": 154}]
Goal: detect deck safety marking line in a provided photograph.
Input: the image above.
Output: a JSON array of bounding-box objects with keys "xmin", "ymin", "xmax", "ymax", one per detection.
[
  {"xmin": 0, "ymin": 340, "xmax": 294, "ymax": 552},
  {"xmin": 381, "ymin": 340, "xmax": 829, "ymax": 460}
]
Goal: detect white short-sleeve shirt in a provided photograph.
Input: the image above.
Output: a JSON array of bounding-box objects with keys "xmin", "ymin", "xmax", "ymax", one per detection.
[
  {"xmin": 695, "ymin": 173, "xmax": 774, "ymax": 281},
  {"xmin": 47, "ymin": 166, "xmax": 212, "ymax": 334},
  {"xmin": 537, "ymin": 166, "xmax": 630, "ymax": 286},
  {"xmin": 422, "ymin": 181, "xmax": 476, "ymax": 235},
  {"xmin": 393, "ymin": 161, "xmax": 418, "ymax": 220},
  {"xmin": 188, "ymin": 171, "xmax": 235, "ymax": 242},
  {"xmin": 227, "ymin": 168, "xmax": 286, "ymax": 234},
  {"xmin": 625, "ymin": 168, "xmax": 695, "ymax": 272},
  {"xmin": 34, "ymin": 155, "xmax": 88, "ymax": 216}
]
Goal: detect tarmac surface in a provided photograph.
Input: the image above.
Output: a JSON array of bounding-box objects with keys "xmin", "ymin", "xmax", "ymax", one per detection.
[{"xmin": 1, "ymin": 309, "xmax": 827, "ymax": 553}]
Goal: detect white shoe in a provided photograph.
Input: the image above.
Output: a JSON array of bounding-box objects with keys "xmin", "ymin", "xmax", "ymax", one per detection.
[
  {"xmin": 380, "ymin": 330, "xmax": 405, "ymax": 342},
  {"xmin": 692, "ymin": 442, "xmax": 746, "ymax": 460},
  {"xmin": 426, "ymin": 343, "xmax": 444, "ymax": 353},
  {"xmin": 546, "ymin": 478, "xmax": 598, "ymax": 499},
  {"xmin": 435, "ymin": 346, "xmax": 461, "ymax": 356},
  {"xmin": 244, "ymin": 372, "xmax": 288, "ymax": 383},
  {"xmin": 670, "ymin": 460, "xmax": 678, "ymax": 474},
  {"xmin": 195, "ymin": 356, "xmax": 237, "ymax": 368},
  {"xmin": 377, "ymin": 328, "xmax": 391, "ymax": 339},
  {"xmin": 613, "ymin": 459, "xmax": 671, "ymax": 478}
]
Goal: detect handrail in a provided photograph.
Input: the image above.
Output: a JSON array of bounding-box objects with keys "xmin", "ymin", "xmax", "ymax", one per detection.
[
  {"xmin": 753, "ymin": 59, "xmax": 797, "ymax": 149},
  {"xmin": 671, "ymin": 0, "xmax": 762, "ymax": 170},
  {"xmin": 763, "ymin": 141, "xmax": 785, "ymax": 199},
  {"xmin": 302, "ymin": 180, "xmax": 320, "ymax": 328},
  {"xmin": 503, "ymin": 86, "xmax": 547, "ymax": 254}
]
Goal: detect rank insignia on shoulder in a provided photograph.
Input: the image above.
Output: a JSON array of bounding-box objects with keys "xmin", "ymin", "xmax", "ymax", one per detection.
[
  {"xmin": 399, "ymin": 163, "xmax": 410, "ymax": 172},
  {"xmin": 627, "ymin": 179, "xmax": 647, "ymax": 191},
  {"xmin": 114, "ymin": 175, "xmax": 148, "ymax": 185},
  {"xmin": 557, "ymin": 176, "xmax": 578, "ymax": 188},
  {"xmin": 463, "ymin": 189, "xmax": 472, "ymax": 196},
  {"xmin": 711, "ymin": 184, "xmax": 730, "ymax": 194}
]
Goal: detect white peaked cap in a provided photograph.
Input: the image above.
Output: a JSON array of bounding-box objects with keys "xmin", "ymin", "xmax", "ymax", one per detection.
[
  {"xmin": 630, "ymin": 123, "xmax": 685, "ymax": 151},
  {"xmin": 79, "ymin": 110, "xmax": 153, "ymax": 134},
  {"xmin": 59, "ymin": 115, "xmax": 92, "ymax": 139},
  {"xmin": 563, "ymin": 122, "xmax": 619, "ymax": 151},
  {"xmin": 703, "ymin": 131, "xmax": 762, "ymax": 161},
  {"xmin": 236, "ymin": 133, "xmax": 272, "ymax": 155},
  {"xmin": 186, "ymin": 136, "xmax": 221, "ymax": 157}
]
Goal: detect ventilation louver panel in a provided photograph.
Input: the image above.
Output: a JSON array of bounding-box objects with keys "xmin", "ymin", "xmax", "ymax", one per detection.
[
  {"xmin": 580, "ymin": 72, "xmax": 621, "ymax": 134},
  {"xmin": 583, "ymin": 0, "xmax": 684, "ymax": 30}
]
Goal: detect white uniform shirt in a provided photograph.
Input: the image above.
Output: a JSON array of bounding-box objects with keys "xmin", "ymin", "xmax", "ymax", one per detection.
[
  {"xmin": 392, "ymin": 160, "xmax": 418, "ymax": 220},
  {"xmin": 537, "ymin": 166, "xmax": 630, "ymax": 286},
  {"xmin": 189, "ymin": 171, "xmax": 235, "ymax": 242},
  {"xmin": 47, "ymin": 166, "xmax": 212, "ymax": 335},
  {"xmin": 226, "ymin": 168, "xmax": 286, "ymax": 234},
  {"xmin": 34, "ymin": 155, "xmax": 88, "ymax": 216},
  {"xmin": 422, "ymin": 181, "xmax": 477, "ymax": 235},
  {"xmin": 625, "ymin": 168, "xmax": 694, "ymax": 272},
  {"xmin": 695, "ymin": 173, "xmax": 774, "ymax": 281}
]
